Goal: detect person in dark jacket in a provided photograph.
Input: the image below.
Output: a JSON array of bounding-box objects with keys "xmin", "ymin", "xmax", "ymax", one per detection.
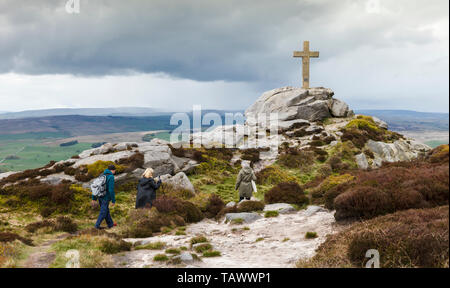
[
  {"xmin": 92, "ymin": 165, "xmax": 116, "ymax": 229},
  {"xmin": 135, "ymin": 168, "xmax": 162, "ymax": 209}
]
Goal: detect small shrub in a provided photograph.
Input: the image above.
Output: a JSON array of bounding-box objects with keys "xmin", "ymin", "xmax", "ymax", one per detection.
[
  {"xmin": 190, "ymin": 236, "xmax": 208, "ymax": 246},
  {"xmin": 165, "ymin": 248, "xmax": 181, "ymax": 255},
  {"xmin": 99, "ymin": 238, "xmax": 131, "ymax": 254},
  {"xmin": 278, "ymin": 150, "xmax": 315, "ymax": 169},
  {"xmin": 0, "ymin": 232, "xmax": 33, "ymax": 246},
  {"xmin": 194, "ymin": 243, "xmax": 212, "ymax": 253},
  {"xmin": 265, "ymin": 182, "xmax": 309, "ymax": 206},
  {"xmin": 255, "ymin": 165, "xmax": 296, "ymax": 186},
  {"xmin": 264, "ymin": 211, "xmax": 279, "ymax": 218},
  {"xmin": 237, "ymin": 201, "xmax": 265, "ymax": 212},
  {"xmin": 54, "ymin": 216, "xmax": 78, "ymax": 233},
  {"xmin": 255, "ymin": 237, "xmax": 264, "ymax": 242},
  {"xmin": 153, "ymin": 254, "xmax": 169, "ymax": 262},
  {"xmin": 204, "ymin": 194, "xmax": 225, "ymax": 218},
  {"xmin": 135, "ymin": 241, "xmax": 166, "ymax": 250},
  {"xmin": 305, "ymin": 232, "xmax": 318, "ymax": 239},
  {"xmin": 202, "ymin": 251, "xmax": 221, "ymax": 257},
  {"xmin": 231, "ymin": 218, "xmax": 244, "ymax": 225}
]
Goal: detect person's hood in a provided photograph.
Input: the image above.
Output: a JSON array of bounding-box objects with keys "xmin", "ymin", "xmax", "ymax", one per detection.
[
  {"xmin": 104, "ymin": 169, "xmax": 113, "ymax": 176},
  {"xmin": 139, "ymin": 177, "xmax": 153, "ymax": 185},
  {"xmin": 241, "ymin": 166, "xmax": 253, "ymax": 175}
]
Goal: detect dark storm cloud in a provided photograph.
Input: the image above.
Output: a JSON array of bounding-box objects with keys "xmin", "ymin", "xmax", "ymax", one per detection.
[{"xmin": 0, "ymin": 0, "xmax": 446, "ymax": 84}]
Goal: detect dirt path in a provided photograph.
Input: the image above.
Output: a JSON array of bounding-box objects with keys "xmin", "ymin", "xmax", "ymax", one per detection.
[
  {"xmin": 116, "ymin": 207, "xmax": 338, "ymax": 268},
  {"xmin": 22, "ymin": 234, "xmax": 69, "ymax": 268}
]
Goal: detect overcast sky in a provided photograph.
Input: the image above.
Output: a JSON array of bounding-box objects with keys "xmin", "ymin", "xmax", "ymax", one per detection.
[{"xmin": 0, "ymin": 0, "xmax": 448, "ymax": 112}]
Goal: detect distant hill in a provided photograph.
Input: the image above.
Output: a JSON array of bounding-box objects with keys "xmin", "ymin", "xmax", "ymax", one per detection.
[
  {"xmin": 0, "ymin": 115, "xmax": 174, "ymax": 137},
  {"xmin": 0, "ymin": 107, "xmax": 173, "ymax": 119},
  {"xmin": 355, "ymin": 110, "xmax": 449, "ymax": 132},
  {"xmin": 0, "ymin": 110, "xmax": 244, "ymax": 138}
]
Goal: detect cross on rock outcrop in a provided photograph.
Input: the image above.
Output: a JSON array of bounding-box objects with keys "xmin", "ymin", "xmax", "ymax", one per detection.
[{"xmin": 293, "ymin": 41, "xmax": 319, "ymax": 89}]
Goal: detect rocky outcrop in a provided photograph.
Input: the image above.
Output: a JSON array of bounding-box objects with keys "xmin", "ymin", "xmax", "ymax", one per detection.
[{"xmin": 245, "ymin": 87, "xmax": 353, "ymax": 125}]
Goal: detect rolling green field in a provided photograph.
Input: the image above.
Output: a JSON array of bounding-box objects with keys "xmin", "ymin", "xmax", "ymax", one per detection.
[
  {"xmin": 0, "ymin": 131, "xmax": 172, "ymax": 173},
  {"xmin": 0, "ymin": 133, "xmax": 93, "ymax": 172}
]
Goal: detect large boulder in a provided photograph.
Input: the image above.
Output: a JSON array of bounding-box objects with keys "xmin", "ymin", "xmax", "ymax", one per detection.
[
  {"xmin": 138, "ymin": 140, "xmax": 179, "ymax": 176},
  {"xmin": 245, "ymin": 87, "xmax": 339, "ymax": 123},
  {"xmin": 159, "ymin": 172, "xmax": 195, "ymax": 193},
  {"xmin": 73, "ymin": 150, "xmax": 135, "ymax": 168},
  {"xmin": 328, "ymin": 98, "xmax": 354, "ymax": 118}
]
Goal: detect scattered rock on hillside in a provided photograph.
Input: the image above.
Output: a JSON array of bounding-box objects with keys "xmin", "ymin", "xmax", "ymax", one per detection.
[
  {"xmin": 304, "ymin": 206, "xmax": 328, "ymax": 217},
  {"xmin": 263, "ymin": 203, "xmax": 296, "ymax": 214},
  {"xmin": 225, "ymin": 213, "xmax": 263, "ymax": 224},
  {"xmin": 0, "ymin": 171, "xmax": 17, "ymax": 180},
  {"xmin": 40, "ymin": 173, "xmax": 76, "ymax": 185},
  {"xmin": 355, "ymin": 153, "xmax": 369, "ymax": 170}
]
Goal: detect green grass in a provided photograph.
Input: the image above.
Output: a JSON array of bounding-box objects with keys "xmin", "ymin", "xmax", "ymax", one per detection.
[
  {"xmin": 230, "ymin": 218, "xmax": 244, "ymax": 225},
  {"xmin": 264, "ymin": 211, "xmax": 279, "ymax": 218},
  {"xmin": 165, "ymin": 248, "xmax": 181, "ymax": 255},
  {"xmin": 202, "ymin": 250, "xmax": 221, "ymax": 257},
  {"xmin": 190, "ymin": 236, "xmax": 208, "ymax": 246},
  {"xmin": 134, "ymin": 241, "xmax": 166, "ymax": 250},
  {"xmin": 305, "ymin": 232, "xmax": 318, "ymax": 239},
  {"xmin": 0, "ymin": 139, "xmax": 92, "ymax": 172},
  {"xmin": 194, "ymin": 243, "xmax": 213, "ymax": 253},
  {"xmin": 153, "ymin": 254, "xmax": 169, "ymax": 262}
]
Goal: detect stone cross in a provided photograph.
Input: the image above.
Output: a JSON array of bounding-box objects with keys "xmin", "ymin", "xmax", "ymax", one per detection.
[{"xmin": 293, "ymin": 41, "xmax": 319, "ymax": 89}]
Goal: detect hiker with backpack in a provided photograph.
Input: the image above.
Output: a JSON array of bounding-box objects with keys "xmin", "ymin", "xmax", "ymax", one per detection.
[
  {"xmin": 135, "ymin": 168, "xmax": 162, "ymax": 209},
  {"xmin": 91, "ymin": 165, "xmax": 117, "ymax": 229}
]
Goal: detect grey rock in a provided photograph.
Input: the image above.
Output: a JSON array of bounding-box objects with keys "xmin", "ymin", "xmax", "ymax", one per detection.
[
  {"xmin": 226, "ymin": 201, "xmax": 236, "ymax": 208},
  {"xmin": 225, "ymin": 213, "xmax": 263, "ymax": 224},
  {"xmin": 371, "ymin": 116, "xmax": 388, "ymax": 130},
  {"xmin": 114, "ymin": 142, "xmax": 138, "ymax": 151},
  {"xmin": 78, "ymin": 143, "xmax": 114, "ymax": 158},
  {"xmin": 245, "ymin": 87, "xmax": 335, "ymax": 123},
  {"xmin": 0, "ymin": 171, "xmax": 16, "ymax": 181},
  {"xmin": 159, "ymin": 172, "xmax": 195, "ymax": 193},
  {"xmin": 304, "ymin": 206, "xmax": 327, "ymax": 217},
  {"xmin": 367, "ymin": 139, "xmax": 431, "ymax": 167},
  {"xmin": 73, "ymin": 150, "xmax": 135, "ymax": 168},
  {"xmin": 263, "ymin": 203, "xmax": 296, "ymax": 214},
  {"xmin": 329, "ymin": 98, "xmax": 352, "ymax": 117},
  {"xmin": 355, "ymin": 153, "xmax": 369, "ymax": 170},
  {"xmin": 40, "ymin": 173, "xmax": 76, "ymax": 185}
]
